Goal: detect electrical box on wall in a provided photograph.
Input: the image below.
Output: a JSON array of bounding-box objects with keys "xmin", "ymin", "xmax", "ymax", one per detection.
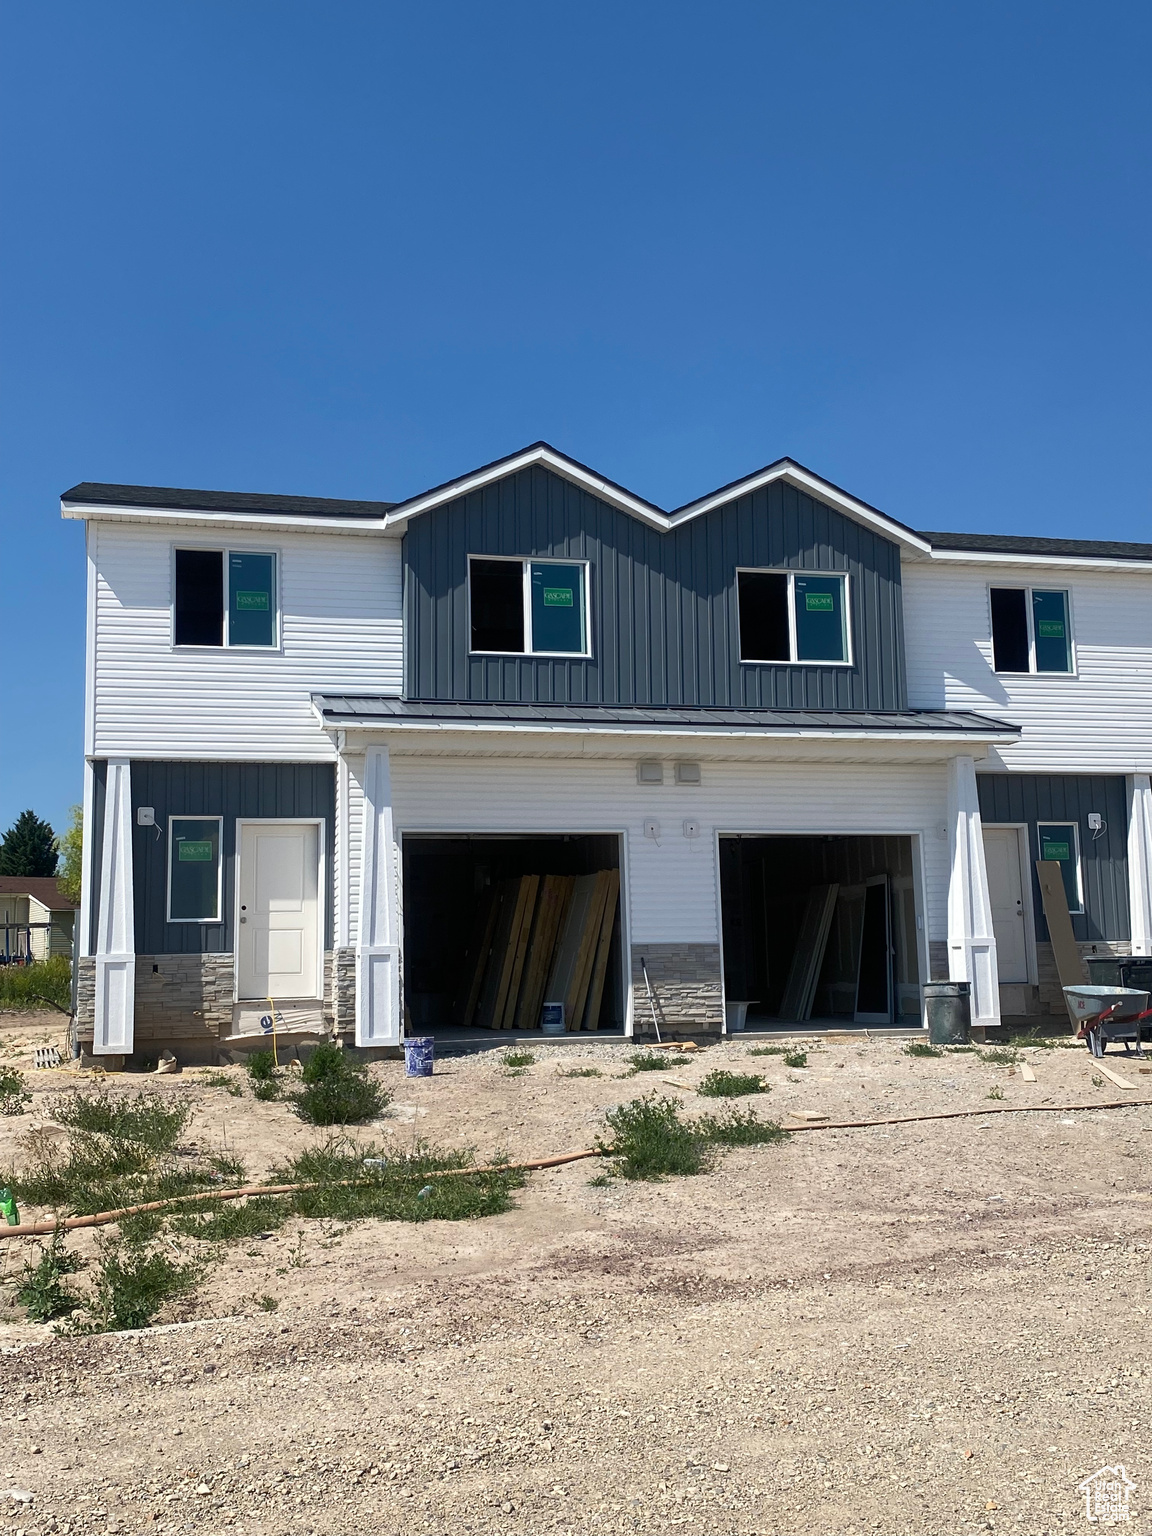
[
  {"xmin": 137, "ymin": 807, "xmax": 155, "ymax": 827},
  {"xmin": 643, "ymin": 819, "xmax": 660, "ymax": 841},
  {"xmin": 683, "ymin": 819, "xmax": 701, "ymax": 839}
]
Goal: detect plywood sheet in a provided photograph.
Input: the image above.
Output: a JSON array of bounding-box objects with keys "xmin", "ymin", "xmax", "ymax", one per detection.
[
  {"xmin": 778, "ymin": 883, "xmax": 840, "ymax": 1023},
  {"xmin": 580, "ymin": 869, "xmax": 620, "ymax": 1031},
  {"xmin": 1035, "ymin": 859, "xmax": 1085, "ymax": 997},
  {"xmin": 514, "ymin": 874, "xmax": 573, "ymax": 1031}
]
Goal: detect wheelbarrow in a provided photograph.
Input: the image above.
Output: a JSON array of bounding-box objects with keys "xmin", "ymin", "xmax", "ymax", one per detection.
[{"xmin": 1063, "ymin": 985, "xmax": 1152, "ymax": 1058}]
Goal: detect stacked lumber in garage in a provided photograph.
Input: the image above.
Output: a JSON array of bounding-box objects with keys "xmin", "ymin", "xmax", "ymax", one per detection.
[{"xmin": 459, "ymin": 868, "xmax": 619, "ymax": 1031}]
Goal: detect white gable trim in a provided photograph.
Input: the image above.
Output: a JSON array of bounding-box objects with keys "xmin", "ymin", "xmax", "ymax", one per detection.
[
  {"xmin": 381, "ymin": 445, "xmax": 669, "ymax": 531},
  {"xmin": 378, "ymin": 445, "xmax": 929, "ymax": 550},
  {"xmin": 669, "ymin": 462, "xmax": 933, "ymax": 552},
  {"xmin": 61, "ymin": 502, "xmax": 391, "ymax": 536}
]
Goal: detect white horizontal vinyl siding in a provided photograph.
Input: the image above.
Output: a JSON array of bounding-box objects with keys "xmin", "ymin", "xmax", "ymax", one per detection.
[
  {"xmin": 388, "ymin": 755, "xmax": 951, "ymax": 947},
  {"xmin": 92, "ymin": 522, "xmax": 402, "ymax": 758},
  {"xmin": 904, "ymin": 561, "xmax": 1152, "ymax": 772}
]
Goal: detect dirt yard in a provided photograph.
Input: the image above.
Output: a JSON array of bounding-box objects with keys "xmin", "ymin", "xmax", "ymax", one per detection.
[{"xmin": 1, "ymin": 1014, "xmax": 1150, "ymax": 1535}]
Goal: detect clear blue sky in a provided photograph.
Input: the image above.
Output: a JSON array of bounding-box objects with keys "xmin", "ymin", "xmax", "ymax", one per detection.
[{"xmin": 2, "ymin": 1, "xmax": 1150, "ymax": 837}]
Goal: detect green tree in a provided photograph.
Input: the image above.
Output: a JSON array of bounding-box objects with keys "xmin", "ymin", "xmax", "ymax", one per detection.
[
  {"xmin": 0, "ymin": 810, "xmax": 59, "ymax": 878},
  {"xmin": 56, "ymin": 805, "xmax": 83, "ymax": 903}
]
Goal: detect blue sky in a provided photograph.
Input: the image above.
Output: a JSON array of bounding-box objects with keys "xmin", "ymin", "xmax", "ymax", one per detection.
[{"xmin": 2, "ymin": 1, "xmax": 1150, "ymax": 836}]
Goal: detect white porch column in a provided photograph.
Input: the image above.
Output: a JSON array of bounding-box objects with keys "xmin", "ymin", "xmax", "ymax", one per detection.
[
  {"xmin": 355, "ymin": 744, "xmax": 401, "ymax": 1046},
  {"xmin": 1126, "ymin": 774, "xmax": 1152, "ymax": 956},
  {"xmin": 93, "ymin": 758, "xmax": 135, "ymax": 1054},
  {"xmin": 947, "ymin": 754, "xmax": 1001, "ymax": 1028}
]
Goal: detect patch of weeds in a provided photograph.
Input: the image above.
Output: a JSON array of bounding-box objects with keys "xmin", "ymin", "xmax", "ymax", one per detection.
[
  {"xmin": 252, "ymin": 1079, "xmax": 281, "ymax": 1102},
  {"xmin": 597, "ymin": 1095, "xmax": 708, "ymax": 1180},
  {"xmin": 782, "ymin": 1051, "xmax": 808, "ymax": 1070},
  {"xmin": 979, "ymin": 1047, "xmax": 1020, "ymax": 1066},
  {"xmin": 1091, "ymin": 1074, "xmax": 1104, "ymax": 1088},
  {"xmin": 986, "ymin": 1086, "xmax": 1005, "ymax": 1100},
  {"xmin": 289, "ymin": 1048, "xmax": 388, "ymax": 1127},
  {"xmin": 206, "ymin": 1151, "xmax": 246, "ymax": 1184},
  {"xmin": 904, "ymin": 1041, "xmax": 943, "ymax": 1058},
  {"xmin": 16, "ymin": 1231, "xmax": 84, "ymax": 1322},
  {"xmin": 697, "ymin": 1070, "xmax": 767, "ymax": 1098},
  {"xmin": 171, "ymin": 1195, "xmax": 289, "ymax": 1244},
  {"xmin": 502, "ymin": 1050, "xmax": 536, "ymax": 1071},
  {"xmin": 696, "ymin": 1107, "xmax": 788, "ymax": 1146},
  {"xmin": 255, "ymin": 1294, "xmax": 279, "ymax": 1312},
  {"xmin": 203, "ymin": 1072, "xmax": 243, "ymax": 1097},
  {"xmin": 0, "ymin": 1066, "xmax": 31, "ymax": 1116},
  {"xmin": 747, "ymin": 1045, "xmax": 788, "ymax": 1057},
  {"xmin": 54, "ymin": 1091, "xmax": 190, "ymax": 1152},
  {"xmin": 270, "ymin": 1136, "xmax": 525, "ymax": 1222},
  {"xmin": 0, "ymin": 955, "xmax": 71, "ymax": 1012},
  {"xmin": 945, "ymin": 1045, "xmax": 975, "ymax": 1053},
  {"xmin": 1008, "ymin": 1030, "xmax": 1057, "ymax": 1050},
  {"xmin": 587, "ymin": 1171, "xmax": 615, "ymax": 1187},
  {"xmin": 85, "ymin": 1237, "xmax": 200, "ymax": 1333},
  {"xmin": 626, "ymin": 1052, "xmax": 668, "ymax": 1073},
  {"xmin": 246, "ymin": 1050, "xmax": 278, "ymax": 1082},
  {"xmin": 557, "ymin": 1067, "xmax": 602, "ymax": 1079}
]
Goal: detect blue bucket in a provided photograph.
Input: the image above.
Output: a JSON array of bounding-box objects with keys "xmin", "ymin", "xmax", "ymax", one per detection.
[{"xmin": 404, "ymin": 1036, "xmax": 434, "ymax": 1077}]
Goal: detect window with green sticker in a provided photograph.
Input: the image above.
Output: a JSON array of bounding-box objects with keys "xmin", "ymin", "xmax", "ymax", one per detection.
[
  {"xmin": 738, "ymin": 570, "xmax": 850, "ymax": 664},
  {"xmin": 469, "ymin": 557, "xmax": 589, "ymax": 655},
  {"xmin": 1037, "ymin": 822, "xmax": 1082, "ymax": 913},
  {"xmin": 1032, "ymin": 590, "xmax": 1071, "ymax": 672},
  {"xmin": 530, "ymin": 562, "xmax": 586, "ymax": 653},
  {"xmin": 168, "ymin": 817, "xmax": 223, "ymax": 922},
  {"xmin": 228, "ymin": 552, "xmax": 277, "ymax": 646},
  {"xmin": 990, "ymin": 586, "xmax": 1072, "ymax": 674}
]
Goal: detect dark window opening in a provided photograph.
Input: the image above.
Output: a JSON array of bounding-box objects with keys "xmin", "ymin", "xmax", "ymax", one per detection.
[
  {"xmin": 990, "ymin": 587, "xmax": 1029, "ymax": 673},
  {"xmin": 174, "ymin": 550, "xmax": 224, "ymax": 647},
  {"xmin": 470, "ymin": 560, "xmax": 525, "ymax": 653},
  {"xmin": 737, "ymin": 572, "xmax": 790, "ymax": 661}
]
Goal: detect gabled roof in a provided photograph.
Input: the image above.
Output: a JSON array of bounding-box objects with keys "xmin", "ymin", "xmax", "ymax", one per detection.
[{"xmin": 0, "ymin": 877, "xmax": 78, "ymax": 910}]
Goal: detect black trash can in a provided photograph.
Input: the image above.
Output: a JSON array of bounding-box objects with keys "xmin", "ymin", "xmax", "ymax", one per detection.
[{"xmin": 923, "ymin": 980, "xmax": 972, "ymax": 1045}]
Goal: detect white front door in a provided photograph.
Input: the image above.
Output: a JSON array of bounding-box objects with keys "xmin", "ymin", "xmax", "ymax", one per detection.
[
  {"xmin": 983, "ymin": 826, "xmax": 1029, "ymax": 984},
  {"xmin": 237, "ymin": 822, "xmax": 321, "ymax": 1000}
]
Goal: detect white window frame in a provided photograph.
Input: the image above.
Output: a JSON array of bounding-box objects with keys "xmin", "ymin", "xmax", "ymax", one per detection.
[
  {"xmin": 736, "ymin": 568, "xmax": 854, "ymax": 667},
  {"xmin": 171, "ymin": 545, "xmax": 282, "ymax": 651},
  {"xmin": 467, "ymin": 554, "xmax": 592, "ymax": 659},
  {"xmin": 166, "ymin": 815, "xmax": 224, "ymax": 924},
  {"xmin": 988, "ymin": 584, "xmax": 1076, "ymax": 677},
  {"xmin": 1036, "ymin": 819, "xmax": 1084, "ymax": 915}
]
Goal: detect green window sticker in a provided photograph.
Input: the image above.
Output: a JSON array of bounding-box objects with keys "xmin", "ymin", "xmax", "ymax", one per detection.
[
  {"xmin": 234, "ymin": 590, "xmax": 270, "ymax": 611},
  {"xmin": 542, "ymin": 586, "xmax": 573, "ymax": 607},
  {"xmin": 805, "ymin": 592, "xmax": 835, "ymax": 612},
  {"xmin": 1037, "ymin": 619, "xmax": 1064, "ymax": 638},
  {"xmin": 178, "ymin": 841, "xmax": 214, "ymax": 862}
]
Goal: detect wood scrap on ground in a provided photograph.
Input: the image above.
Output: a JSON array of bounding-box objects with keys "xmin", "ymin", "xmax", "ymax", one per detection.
[
  {"xmin": 1092, "ymin": 1059, "xmax": 1137, "ymax": 1090},
  {"xmin": 1019, "ymin": 1062, "xmax": 1037, "ymax": 1082}
]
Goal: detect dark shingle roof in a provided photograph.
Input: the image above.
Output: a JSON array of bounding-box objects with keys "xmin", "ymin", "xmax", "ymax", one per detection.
[
  {"xmin": 60, "ymin": 482, "xmax": 394, "ymax": 519},
  {"xmin": 0, "ymin": 877, "xmax": 78, "ymax": 910},
  {"xmin": 312, "ymin": 695, "xmax": 1019, "ymax": 736},
  {"xmin": 921, "ymin": 530, "xmax": 1152, "ymax": 562}
]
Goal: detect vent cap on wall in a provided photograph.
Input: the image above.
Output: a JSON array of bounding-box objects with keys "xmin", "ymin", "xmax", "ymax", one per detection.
[
  {"xmin": 637, "ymin": 760, "xmax": 664, "ymax": 785},
  {"xmin": 674, "ymin": 761, "xmax": 701, "ymax": 785}
]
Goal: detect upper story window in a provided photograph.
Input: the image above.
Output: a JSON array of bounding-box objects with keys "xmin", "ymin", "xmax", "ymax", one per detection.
[
  {"xmin": 737, "ymin": 570, "xmax": 851, "ymax": 665},
  {"xmin": 990, "ymin": 587, "xmax": 1072, "ymax": 674},
  {"xmin": 469, "ymin": 557, "xmax": 590, "ymax": 656},
  {"xmin": 174, "ymin": 549, "xmax": 279, "ymax": 648}
]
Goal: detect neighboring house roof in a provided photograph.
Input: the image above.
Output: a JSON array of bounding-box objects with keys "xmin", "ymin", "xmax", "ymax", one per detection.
[
  {"xmin": 61, "ymin": 449, "xmax": 1152, "ymax": 566},
  {"xmin": 0, "ymin": 877, "xmax": 78, "ymax": 911},
  {"xmin": 312, "ymin": 695, "xmax": 1020, "ymax": 739}
]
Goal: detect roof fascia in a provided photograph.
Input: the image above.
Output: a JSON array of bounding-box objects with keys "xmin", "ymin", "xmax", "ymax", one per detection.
[
  {"xmin": 381, "ymin": 445, "xmax": 669, "ymax": 531},
  {"xmin": 669, "ymin": 462, "xmax": 933, "ymax": 553},
  {"xmin": 311, "ymin": 709, "xmax": 1018, "ymax": 746},
  {"xmin": 60, "ymin": 501, "xmax": 392, "ymax": 536},
  {"xmin": 927, "ymin": 547, "xmax": 1152, "ymax": 573}
]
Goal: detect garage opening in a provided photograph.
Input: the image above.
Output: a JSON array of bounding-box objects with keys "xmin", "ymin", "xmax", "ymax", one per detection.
[
  {"xmin": 402, "ymin": 835, "xmax": 625, "ymax": 1036},
  {"xmin": 719, "ymin": 835, "xmax": 922, "ymax": 1027}
]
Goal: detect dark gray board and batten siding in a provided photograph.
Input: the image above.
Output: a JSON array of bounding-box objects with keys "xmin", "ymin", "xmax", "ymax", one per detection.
[
  {"xmin": 404, "ymin": 465, "xmax": 908, "ymax": 711},
  {"xmin": 977, "ymin": 774, "xmax": 1130, "ymax": 943},
  {"xmin": 89, "ymin": 761, "xmax": 336, "ymax": 955}
]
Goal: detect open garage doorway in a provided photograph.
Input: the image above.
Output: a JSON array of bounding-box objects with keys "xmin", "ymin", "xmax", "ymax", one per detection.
[
  {"xmin": 719, "ymin": 835, "xmax": 923, "ymax": 1028},
  {"xmin": 402, "ymin": 835, "xmax": 625, "ymax": 1038}
]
